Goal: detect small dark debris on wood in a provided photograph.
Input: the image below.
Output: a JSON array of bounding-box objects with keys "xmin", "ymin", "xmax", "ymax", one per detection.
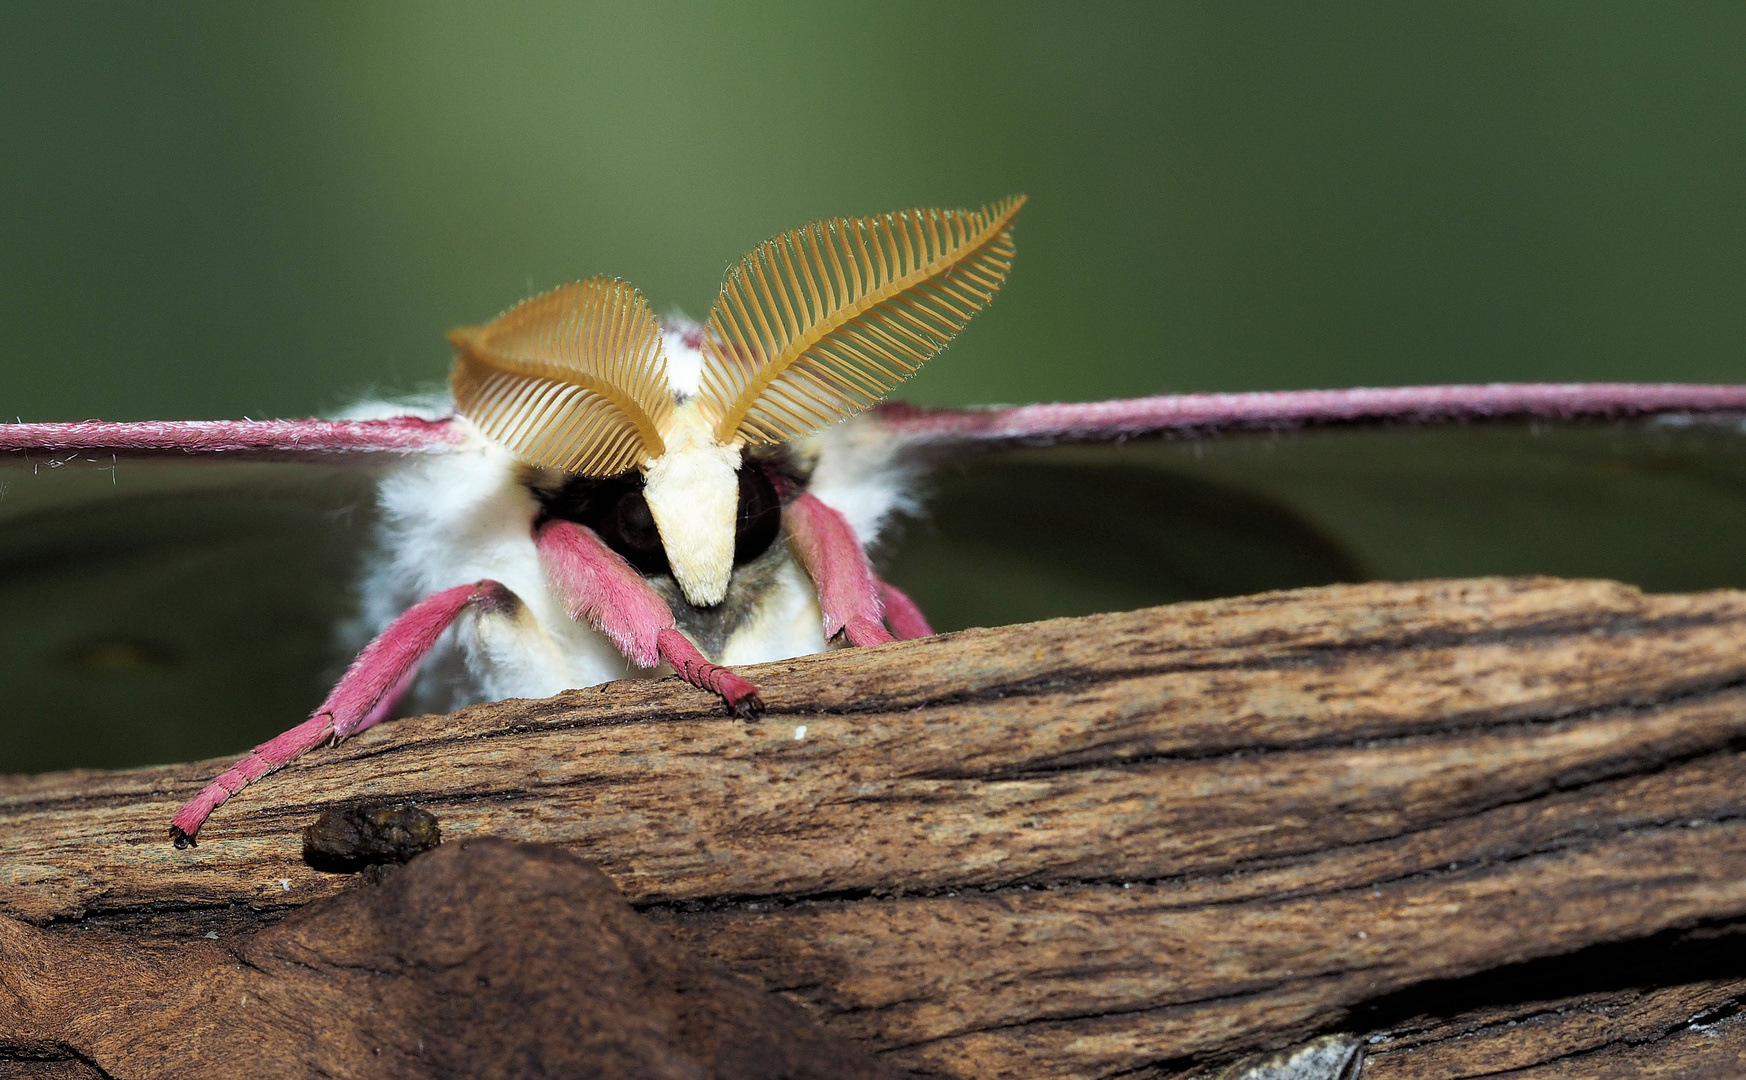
[{"xmin": 302, "ymin": 799, "xmax": 441, "ymax": 872}]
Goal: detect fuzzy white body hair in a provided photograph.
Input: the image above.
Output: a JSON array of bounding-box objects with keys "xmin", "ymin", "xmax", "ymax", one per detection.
[
  {"xmin": 343, "ymin": 337, "xmax": 912, "ymax": 715},
  {"xmin": 795, "ymin": 413, "xmax": 923, "ymax": 542},
  {"xmin": 662, "ymin": 319, "xmax": 707, "ymax": 397}
]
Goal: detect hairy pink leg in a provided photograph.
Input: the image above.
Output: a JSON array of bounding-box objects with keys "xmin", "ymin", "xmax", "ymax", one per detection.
[
  {"xmin": 655, "ymin": 628, "xmax": 764, "ymax": 720},
  {"xmin": 536, "ymin": 520, "xmax": 675, "ymax": 667},
  {"xmin": 326, "ymin": 584, "xmax": 517, "ymax": 741},
  {"xmin": 170, "ymin": 580, "xmax": 510, "ymax": 847},
  {"xmin": 537, "ymin": 519, "xmax": 764, "ymax": 717},
  {"xmin": 784, "ymin": 493, "xmax": 894, "ymax": 648},
  {"xmin": 877, "ymin": 580, "xmax": 934, "ymax": 640},
  {"xmin": 349, "ymin": 650, "xmax": 425, "ymax": 737}
]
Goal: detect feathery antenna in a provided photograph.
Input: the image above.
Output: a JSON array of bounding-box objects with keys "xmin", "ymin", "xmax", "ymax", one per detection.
[
  {"xmin": 700, "ymin": 195, "xmax": 1025, "ymax": 446},
  {"xmin": 450, "ymin": 278, "xmax": 672, "ymax": 474}
]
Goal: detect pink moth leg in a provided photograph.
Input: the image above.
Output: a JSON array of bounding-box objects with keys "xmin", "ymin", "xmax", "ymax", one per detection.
[
  {"xmin": 783, "ymin": 493, "xmax": 895, "ymax": 648},
  {"xmin": 877, "ymin": 580, "xmax": 934, "ymax": 640},
  {"xmin": 655, "ymin": 628, "xmax": 764, "ymax": 719},
  {"xmin": 170, "ymin": 580, "xmax": 513, "ymax": 847},
  {"xmin": 536, "ymin": 520, "xmax": 764, "ymax": 718}
]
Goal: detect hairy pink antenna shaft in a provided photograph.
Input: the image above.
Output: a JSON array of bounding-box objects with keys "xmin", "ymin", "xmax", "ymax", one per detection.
[
  {"xmin": 170, "ymin": 580, "xmax": 507, "ymax": 847},
  {"xmin": 874, "ymin": 383, "xmax": 1746, "ymax": 446},
  {"xmin": 878, "ymin": 580, "xmax": 934, "ymax": 640},
  {"xmin": 784, "ymin": 494, "xmax": 894, "ymax": 648},
  {"xmin": 536, "ymin": 520, "xmax": 763, "ymax": 717}
]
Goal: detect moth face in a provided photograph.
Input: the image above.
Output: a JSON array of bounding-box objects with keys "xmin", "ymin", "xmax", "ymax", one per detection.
[
  {"xmin": 529, "ymin": 459, "xmax": 783, "ymax": 606},
  {"xmin": 448, "ymin": 198, "xmax": 1024, "ymax": 603}
]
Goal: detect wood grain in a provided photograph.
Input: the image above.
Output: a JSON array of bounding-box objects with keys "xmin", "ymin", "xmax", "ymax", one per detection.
[{"xmin": 3, "ymin": 577, "xmax": 1745, "ymax": 1077}]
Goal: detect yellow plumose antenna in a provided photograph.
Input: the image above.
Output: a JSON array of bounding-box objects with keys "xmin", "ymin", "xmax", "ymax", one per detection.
[
  {"xmin": 450, "ymin": 277, "xmax": 672, "ymax": 474},
  {"xmin": 698, "ymin": 195, "xmax": 1025, "ymax": 446}
]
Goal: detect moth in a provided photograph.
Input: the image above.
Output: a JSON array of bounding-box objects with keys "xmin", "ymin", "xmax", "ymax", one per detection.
[{"xmin": 5, "ymin": 195, "xmax": 1746, "ymax": 847}]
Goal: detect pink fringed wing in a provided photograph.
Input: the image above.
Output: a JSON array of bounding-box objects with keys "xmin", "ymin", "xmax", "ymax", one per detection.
[
  {"xmin": 871, "ymin": 384, "xmax": 1746, "ymax": 450},
  {"xmin": 0, "ymin": 416, "xmax": 464, "ymax": 461},
  {"xmin": 0, "ymin": 416, "xmax": 453, "ymax": 779}
]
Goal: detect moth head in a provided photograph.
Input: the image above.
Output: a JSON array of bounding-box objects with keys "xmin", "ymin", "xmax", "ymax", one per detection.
[{"xmin": 449, "ymin": 195, "xmax": 1026, "ymax": 607}]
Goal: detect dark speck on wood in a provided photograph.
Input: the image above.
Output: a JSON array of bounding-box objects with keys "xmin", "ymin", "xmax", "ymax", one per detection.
[{"xmin": 302, "ymin": 800, "xmax": 441, "ymax": 872}]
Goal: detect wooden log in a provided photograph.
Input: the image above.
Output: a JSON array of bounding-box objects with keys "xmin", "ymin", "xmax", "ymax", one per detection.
[
  {"xmin": 3, "ymin": 577, "xmax": 1745, "ymax": 1077},
  {"xmin": 0, "ymin": 838, "xmax": 906, "ymax": 1080},
  {"xmin": 1359, "ymin": 967, "xmax": 1746, "ymax": 1078}
]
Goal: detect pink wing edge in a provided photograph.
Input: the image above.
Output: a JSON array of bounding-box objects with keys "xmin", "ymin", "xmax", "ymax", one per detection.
[
  {"xmin": 0, "ymin": 416, "xmax": 464, "ymax": 460},
  {"xmin": 871, "ymin": 383, "xmax": 1746, "ymax": 447},
  {"xmin": 6, "ymin": 383, "xmax": 1745, "ymax": 460}
]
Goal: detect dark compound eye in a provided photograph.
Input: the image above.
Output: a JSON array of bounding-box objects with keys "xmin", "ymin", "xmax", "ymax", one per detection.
[
  {"xmin": 596, "ymin": 488, "xmax": 670, "ymax": 575},
  {"xmin": 538, "ymin": 466, "xmax": 782, "ymax": 578},
  {"xmin": 734, "ymin": 465, "xmax": 782, "ymax": 566}
]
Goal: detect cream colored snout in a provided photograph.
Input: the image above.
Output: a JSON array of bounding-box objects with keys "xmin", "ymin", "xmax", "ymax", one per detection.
[{"xmin": 641, "ymin": 402, "xmax": 742, "ymax": 607}]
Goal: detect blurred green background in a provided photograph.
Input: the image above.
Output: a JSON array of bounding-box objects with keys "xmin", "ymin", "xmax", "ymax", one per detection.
[{"xmin": 5, "ymin": 2, "xmax": 1744, "ymax": 421}]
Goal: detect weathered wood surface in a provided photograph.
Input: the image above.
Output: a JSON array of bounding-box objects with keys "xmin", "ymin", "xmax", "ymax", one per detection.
[
  {"xmin": 0, "ymin": 839, "xmax": 904, "ymax": 1080},
  {"xmin": 4, "ymin": 577, "xmax": 1746, "ymax": 1077},
  {"xmin": 1360, "ymin": 968, "xmax": 1746, "ymax": 1078}
]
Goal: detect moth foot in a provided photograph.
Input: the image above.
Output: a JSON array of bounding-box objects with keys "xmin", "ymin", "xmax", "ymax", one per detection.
[
  {"xmin": 170, "ymin": 827, "xmax": 196, "ymax": 850},
  {"xmin": 728, "ymin": 691, "xmax": 765, "ymax": 722}
]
